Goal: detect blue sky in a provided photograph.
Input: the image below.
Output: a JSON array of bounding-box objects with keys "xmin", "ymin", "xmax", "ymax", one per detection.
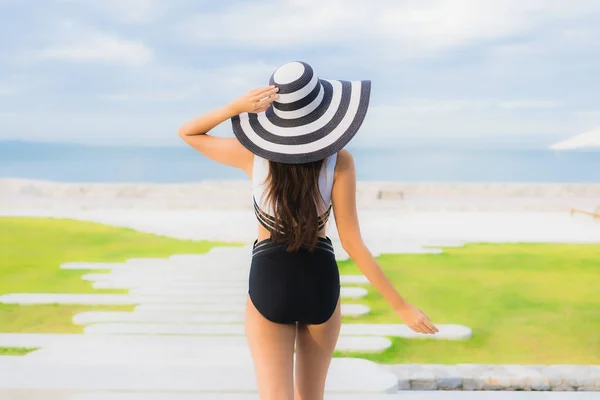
[{"xmin": 1, "ymin": 0, "xmax": 599, "ymax": 148}]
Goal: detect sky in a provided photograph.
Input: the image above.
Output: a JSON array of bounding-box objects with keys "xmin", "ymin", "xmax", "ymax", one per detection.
[{"xmin": 1, "ymin": 0, "xmax": 599, "ymax": 148}]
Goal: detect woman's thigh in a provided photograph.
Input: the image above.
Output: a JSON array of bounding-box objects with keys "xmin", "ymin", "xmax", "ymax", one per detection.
[
  {"xmin": 294, "ymin": 295, "xmax": 342, "ymax": 400},
  {"xmin": 244, "ymin": 293, "xmax": 297, "ymax": 400}
]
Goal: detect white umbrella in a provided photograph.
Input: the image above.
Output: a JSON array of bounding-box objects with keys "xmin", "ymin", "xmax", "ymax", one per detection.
[{"xmin": 549, "ymin": 127, "xmax": 600, "ymax": 150}]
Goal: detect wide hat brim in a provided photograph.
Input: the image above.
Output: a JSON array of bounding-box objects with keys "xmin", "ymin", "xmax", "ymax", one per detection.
[{"xmin": 232, "ymin": 79, "xmax": 371, "ymax": 164}]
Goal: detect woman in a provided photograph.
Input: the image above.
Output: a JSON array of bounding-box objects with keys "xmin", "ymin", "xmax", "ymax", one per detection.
[{"xmin": 178, "ymin": 61, "xmax": 438, "ymax": 400}]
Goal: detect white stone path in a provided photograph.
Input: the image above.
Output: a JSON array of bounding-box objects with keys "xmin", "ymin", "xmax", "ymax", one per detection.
[
  {"xmin": 0, "ymin": 356, "xmax": 398, "ymax": 393},
  {"xmin": 1, "ymin": 210, "xmax": 598, "ymax": 396},
  {"xmin": 0, "ymin": 241, "xmax": 474, "ymax": 395}
]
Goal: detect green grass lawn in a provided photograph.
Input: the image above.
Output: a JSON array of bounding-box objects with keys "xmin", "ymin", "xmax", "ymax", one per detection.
[
  {"xmin": 1, "ymin": 217, "xmax": 599, "ymax": 364},
  {"xmin": 336, "ymin": 242, "xmax": 600, "ymax": 364},
  {"xmin": 0, "ymin": 217, "xmax": 236, "ymax": 355}
]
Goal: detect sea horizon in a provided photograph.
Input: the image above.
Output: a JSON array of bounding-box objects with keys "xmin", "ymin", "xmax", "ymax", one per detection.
[{"xmin": 1, "ymin": 139, "xmax": 599, "ymax": 184}]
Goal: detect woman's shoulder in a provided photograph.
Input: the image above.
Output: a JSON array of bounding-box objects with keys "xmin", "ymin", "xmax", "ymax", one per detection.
[{"xmin": 334, "ymin": 149, "xmax": 355, "ymax": 173}]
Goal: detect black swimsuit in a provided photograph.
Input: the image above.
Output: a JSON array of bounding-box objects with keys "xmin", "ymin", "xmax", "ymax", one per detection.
[
  {"xmin": 248, "ymin": 235, "xmax": 340, "ymax": 325},
  {"xmin": 248, "ymin": 153, "xmax": 340, "ymax": 325}
]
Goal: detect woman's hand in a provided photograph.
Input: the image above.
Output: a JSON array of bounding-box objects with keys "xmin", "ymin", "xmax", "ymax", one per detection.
[
  {"xmin": 228, "ymin": 85, "xmax": 280, "ymax": 115},
  {"xmin": 395, "ymin": 302, "xmax": 439, "ymax": 334}
]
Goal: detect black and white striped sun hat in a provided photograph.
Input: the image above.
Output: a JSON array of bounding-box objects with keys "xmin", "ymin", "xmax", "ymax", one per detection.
[{"xmin": 231, "ymin": 61, "xmax": 371, "ymax": 164}]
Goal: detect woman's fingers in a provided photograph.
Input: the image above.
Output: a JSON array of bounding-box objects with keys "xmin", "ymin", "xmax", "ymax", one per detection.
[
  {"xmin": 253, "ymin": 87, "xmax": 279, "ymax": 102},
  {"xmin": 251, "ymin": 85, "xmax": 278, "ymax": 97},
  {"xmin": 419, "ymin": 320, "xmax": 437, "ymax": 334},
  {"xmin": 256, "ymin": 93, "xmax": 279, "ymax": 107},
  {"xmin": 249, "ymin": 86, "xmax": 270, "ymax": 95},
  {"xmin": 428, "ymin": 320, "xmax": 439, "ymax": 333},
  {"xmin": 416, "ymin": 317, "xmax": 438, "ymax": 334}
]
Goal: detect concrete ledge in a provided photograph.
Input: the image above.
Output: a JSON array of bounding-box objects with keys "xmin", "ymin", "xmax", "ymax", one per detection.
[
  {"xmin": 380, "ymin": 364, "xmax": 600, "ymax": 391},
  {"xmin": 68, "ymin": 392, "xmax": 600, "ymax": 399}
]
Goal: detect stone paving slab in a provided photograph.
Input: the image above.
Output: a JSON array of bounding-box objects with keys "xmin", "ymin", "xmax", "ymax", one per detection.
[
  {"xmin": 91, "ymin": 280, "xmax": 244, "ymax": 289},
  {"xmin": 0, "ymin": 333, "xmax": 392, "ymax": 357},
  {"xmin": 134, "ymin": 303, "xmax": 371, "ymax": 316},
  {"xmin": 72, "ymin": 311, "xmax": 247, "ymax": 324},
  {"xmin": 73, "ymin": 309, "xmax": 367, "ymax": 324},
  {"xmin": 0, "ymin": 333, "xmax": 391, "ymax": 353},
  {"xmin": 82, "ymin": 323, "xmax": 471, "ymax": 340},
  {"xmin": 128, "ymin": 287, "xmax": 247, "ymax": 296},
  {"xmin": 67, "ymin": 393, "xmax": 600, "ymax": 400},
  {"xmin": 63, "ymin": 261, "xmax": 250, "ymax": 270},
  {"xmin": 84, "ymin": 266, "xmax": 250, "ymax": 274},
  {"xmin": 341, "ymin": 324, "xmax": 472, "ymax": 339},
  {"xmin": 91, "ymin": 274, "xmax": 369, "ymax": 289},
  {"xmin": 0, "ymin": 287, "xmax": 367, "ymax": 305},
  {"xmin": 61, "ymin": 262, "xmax": 129, "ymax": 270},
  {"xmin": 72, "ymin": 314, "xmax": 469, "ymax": 340},
  {"xmin": 0, "ymin": 294, "xmax": 245, "ymax": 305},
  {"xmin": 127, "ymin": 286, "xmax": 368, "ymax": 299},
  {"xmin": 25, "ymin": 337, "xmax": 392, "ymax": 364},
  {"xmin": 81, "ymin": 273, "xmax": 251, "ymax": 283},
  {"xmin": 87, "ymin": 276, "xmax": 250, "ymax": 286},
  {"xmin": 0, "ymin": 357, "xmax": 399, "ymax": 393}
]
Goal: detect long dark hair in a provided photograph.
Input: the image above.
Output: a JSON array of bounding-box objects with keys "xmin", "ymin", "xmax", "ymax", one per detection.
[{"xmin": 261, "ymin": 159, "xmax": 326, "ymax": 252}]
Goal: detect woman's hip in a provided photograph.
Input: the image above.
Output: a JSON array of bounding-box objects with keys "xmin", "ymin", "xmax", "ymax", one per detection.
[{"xmin": 247, "ymin": 237, "xmax": 340, "ymax": 324}]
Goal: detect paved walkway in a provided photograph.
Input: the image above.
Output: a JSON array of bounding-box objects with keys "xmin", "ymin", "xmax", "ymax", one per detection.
[
  {"xmin": 0, "ymin": 243, "xmax": 470, "ymax": 396},
  {"xmin": 1, "ymin": 232, "xmax": 598, "ymax": 396}
]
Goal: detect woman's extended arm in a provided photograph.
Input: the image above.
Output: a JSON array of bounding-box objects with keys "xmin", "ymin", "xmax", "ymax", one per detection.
[
  {"xmin": 331, "ymin": 149, "xmax": 438, "ymax": 334},
  {"xmin": 178, "ymin": 85, "xmax": 279, "ymax": 170}
]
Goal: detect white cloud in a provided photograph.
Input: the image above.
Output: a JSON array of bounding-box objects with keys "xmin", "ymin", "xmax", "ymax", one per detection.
[
  {"xmin": 37, "ymin": 32, "xmax": 152, "ymax": 66},
  {"xmin": 488, "ymin": 25, "xmax": 600, "ymax": 61},
  {"xmin": 0, "ymin": 110, "xmax": 187, "ymax": 146},
  {"xmin": 56, "ymin": 0, "xmax": 169, "ymax": 24},
  {"xmin": 352, "ymin": 99, "xmax": 578, "ymax": 146},
  {"xmin": 0, "ymin": 74, "xmax": 41, "ymax": 96},
  {"xmin": 0, "ymin": 86, "xmax": 17, "ymax": 96},
  {"xmin": 181, "ymin": 0, "xmax": 600, "ymax": 57},
  {"xmin": 498, "ymin": 100, "xmax": 564, "ymax": 109},
  {"xmin": 370, "ymin": 99, "xmax": 564, "ymax": 113},
  {"xmin": 2, "ymin": 1, "xmax": 598, "ymax": 146},
  {"xmin": 98, "ymin": 60, "xmax": 278, "ymax": 104},
  {"xmin": 99, "ymin": 89, "xmax": 197, "ymax": 103},
  {"xmin": 573, "ymin": 110, "xmax": 600, "ymax": 128}
]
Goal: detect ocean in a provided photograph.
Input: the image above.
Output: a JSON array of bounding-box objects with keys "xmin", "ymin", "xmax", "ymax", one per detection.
[{"xmin": 1, "ymin": 140, "xmax": 598, "ymax": 183}]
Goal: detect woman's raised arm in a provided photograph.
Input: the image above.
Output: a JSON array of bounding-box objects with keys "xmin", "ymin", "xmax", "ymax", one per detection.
[{"xmin": 178, "ymin": 85, "xmax": 279, "ymax": 170}]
